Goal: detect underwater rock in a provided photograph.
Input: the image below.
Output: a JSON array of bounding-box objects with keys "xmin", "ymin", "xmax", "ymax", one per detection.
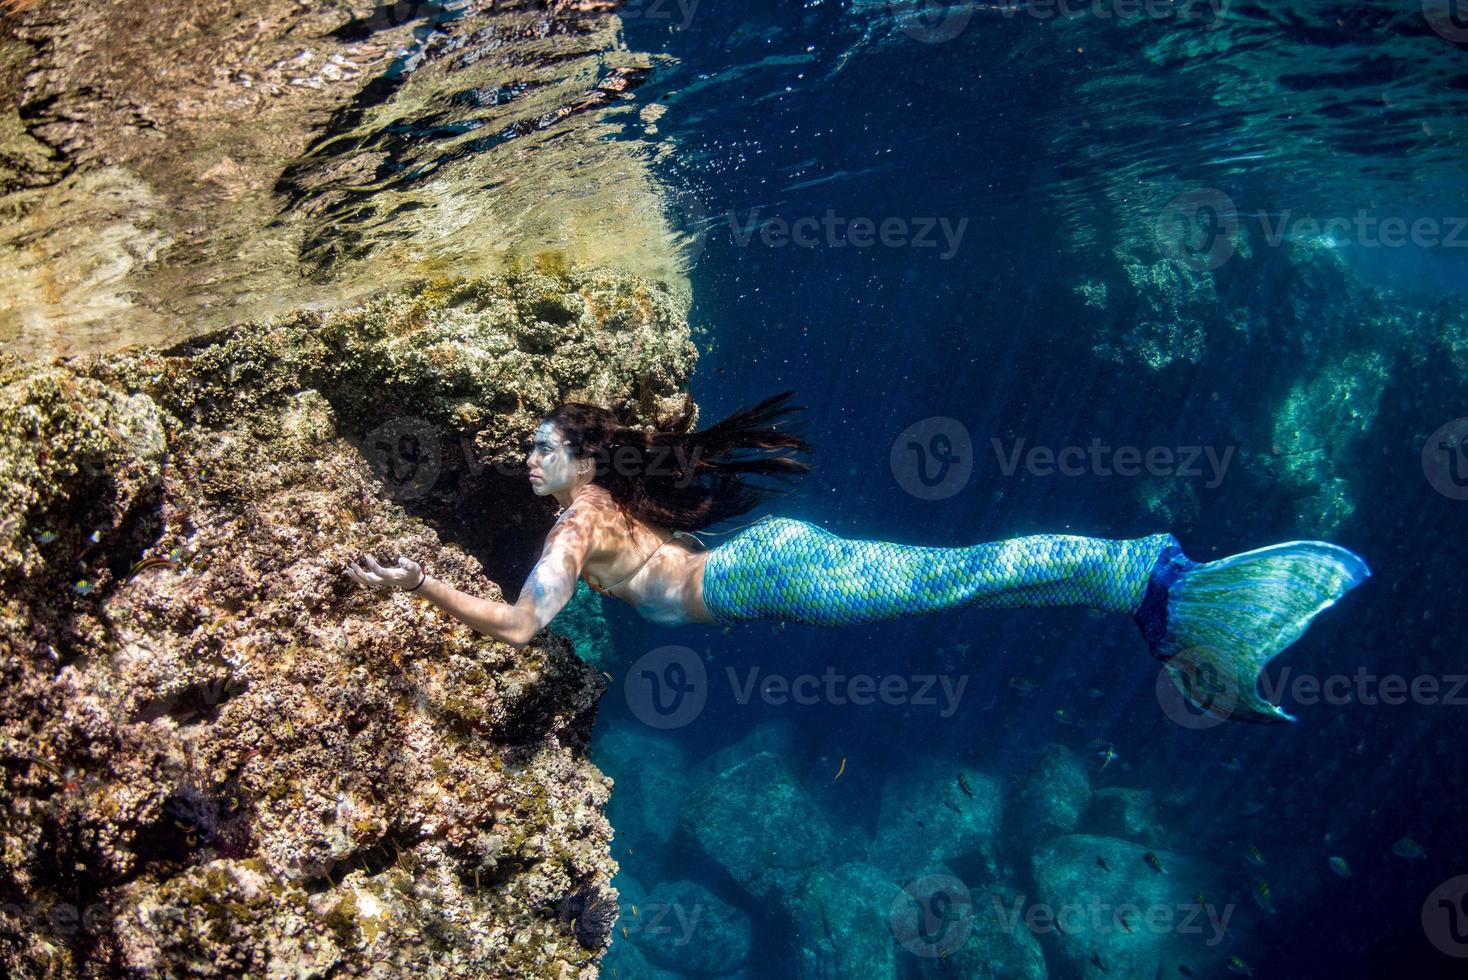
[
  {"xmin": 867, "ymin": 759, "xmax": 1003, "ymax": 885},
  {"xmin": 1030, "ymin": 834, "xmax": 1229, "ymax": 980},
  {"xmin": 1084, "ymin": 251, "xmax": 1218, "ymax": 371},
  {"xmin": 887, "ymin": 864, "xmax": 1047, "ymax": 980},
  {"xmin": 785, "ymin": 862, "xmax": 903, "ymax": 980},
  {"xmin": 679, "ymin": 750, "xmax": 837, "ymax": 902},
  {"xmin": 1085, "ymin": 788, "xmax": 1160, "ymax": 844},
  {"xmin": 630, "ymin": 878, "xmax": 752, "ymax": 976},
  {"xmin": 1011, "ymin": 744, "xmax": 1093, "ymax": 849},
  {"xmin": 594, "ymin": 722, "xmax": 691, "ymax": 859},
  {"xmin": 0, "ymin": 267, "xmax": 693, "ymax": 977}
]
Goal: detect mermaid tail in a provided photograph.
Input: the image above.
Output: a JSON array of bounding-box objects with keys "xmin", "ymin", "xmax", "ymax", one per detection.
[
  {"xmin": 1135, "ymin": 539, "xmax": 1371, "ymax": 724},
  {"xmin": 701, "ymin": 516, "xmax": 1370, "ymax": 724}
]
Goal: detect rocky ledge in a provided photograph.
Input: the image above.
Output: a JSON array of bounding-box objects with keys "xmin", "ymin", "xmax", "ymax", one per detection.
[{"xmin": 0, "ymin": 261, "xmax": 696, "ymax": 978}]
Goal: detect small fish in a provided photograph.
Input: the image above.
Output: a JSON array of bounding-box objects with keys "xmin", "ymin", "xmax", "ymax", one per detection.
[
  {"xmin": 1392, "ymin": 836, "xmax": 1427, "ymax": 861},
  {"xmin": 1008, "ymin": 676, "xmax": 1037, "ymax": 696},
  {"xmin": 1221, "ymin": 756, "xmax": 1243, "ymax": 771},
  {"xmin": 937, "ymin": 945, "xmax": 948, "ymax": 960},
  {"xmin": 1143, "ymin": 852, "xmax": 1165, "ymax": 875},
  {"xmin": 1090, "ymin": 951, "xmax": 1109, "ymax": 973},
  {"xmin": 1054, "ymin": 708, "xmax": 1074, "ymax": 725},
  {"xmin": 127, "ymin": 556, "xmax": 179, "ymax": 580},
  {"xmin": 1097, "ymin": 746, "xmax": 1118, "ymax": 771},
  {"xmin": 1253, "ymin": 879, "xmax": 1275, "ymax": 915},
  {"xmin": 1096, "ymin": 855, "xmax": 1110, "ymax": 872},
  {"xmin": 1117, "ymin": 911, "xmax": 1133, "ymax": 934},
  {"xmin": 72, "ymin": 579, "xmax": 95, "ymax": 596},
  {"xmin": 602, "ymin": 671, "xmax": 613, "ymax": 682},
  {"xmin": 631, "ymin": 905, "xmax": 639, "ymax": 917},
  {"xmin": 621, "ymin": 926, "xmax": 628, "ymax": 939},
  {"xmin": 1328, "ymin": 856, "xmax": 1352, "ymax": 878},
  {"xmin": 833, "ymin": 756, "xmax": 847, "ymax": 781},
  {"xmin": 628, "ymin": 847, "xmax": 634, "ymax": 856},
  {"xmin": 957, "ymin": 772, "xmax": 975, "ymax": 799},
  {"xmin": 88, "ymin": 529, "xmax": 101, "ymax": 544},
  {"xmin": 1227, "ymin": 957, "xmax": 1254, "ymax": 976},
  {"xmin": 1194, "ymin": 892, "xmax": 1207, "ymax": 906},
  {"xmin": 33, "ymin": 529, "xmax": 58, "ymax": 545},
  {"xmin": 771, "ymin": 621, "xmax": 786, "ymax": 634},
  {"xmin": 1246, "ymin": 845, "xmax": 1266, "ymax": 867}
]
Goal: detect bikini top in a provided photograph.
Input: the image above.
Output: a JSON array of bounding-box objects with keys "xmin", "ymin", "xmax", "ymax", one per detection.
[{"xmin": 582, "ymin": 529, "xmax": 705, "ymax": 597}]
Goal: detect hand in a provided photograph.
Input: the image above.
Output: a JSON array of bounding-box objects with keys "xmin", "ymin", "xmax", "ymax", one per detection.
[{"xmin": 346, "ymin": 555, "xmax": 424, "ymax": 593}]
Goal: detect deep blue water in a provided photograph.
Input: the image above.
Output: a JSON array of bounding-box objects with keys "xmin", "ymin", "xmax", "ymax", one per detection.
[{"xmin": 588, "ymin": 3, "xmax": 1468, "ymax": 979}]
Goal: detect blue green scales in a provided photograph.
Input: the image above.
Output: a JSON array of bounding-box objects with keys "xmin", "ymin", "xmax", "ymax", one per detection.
[{"xmin": 699, "ymin": 516, "xmax": 1369, "ymax": 724}]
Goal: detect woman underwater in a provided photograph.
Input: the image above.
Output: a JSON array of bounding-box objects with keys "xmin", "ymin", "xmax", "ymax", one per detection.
[{"xmin": 345, "ymin": 391, "xmax": 1369, "ymax": 724}]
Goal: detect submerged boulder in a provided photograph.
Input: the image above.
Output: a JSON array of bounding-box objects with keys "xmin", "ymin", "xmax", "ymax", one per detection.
[
  {"xmin": 679, "ymin": 750, "xmax": 837, "ymax": 901},
  {"xmin": 0, "ymin": 266, "xmax": 694, "ymax": 977},
  {"xmin": 1011, "ymin": 743, "xmax": 1094, "ymax": 849},
  {"xmin": 1030, "ymin": 834, "xmax": 1231, "ymax": 980},
  {"xmin": 786, "ymin": 862, "xmax": 903, "ymax": 980},
  {"xmin": 631, "ymin": 878, "xmax": 752, "ymax": 976},
  {"xmin": 867, "ymin": 760, "xmax": 1003, "ymax": 885}
]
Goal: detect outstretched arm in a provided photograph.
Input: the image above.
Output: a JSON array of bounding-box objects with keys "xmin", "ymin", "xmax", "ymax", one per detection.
[{"xmin": 347, "ymin": 505, "xmax": 596, "ymax": 650}]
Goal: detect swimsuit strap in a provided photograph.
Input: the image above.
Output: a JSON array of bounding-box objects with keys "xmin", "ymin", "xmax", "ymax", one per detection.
[{"xmin": 583, "ymin": 528, "xmax": 680, "ymax": 596}]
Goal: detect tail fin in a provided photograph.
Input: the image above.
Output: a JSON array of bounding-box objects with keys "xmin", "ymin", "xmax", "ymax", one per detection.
[{"xmin": 1136, "ymin": 540, "xmax": 1371, "ymax": 724}]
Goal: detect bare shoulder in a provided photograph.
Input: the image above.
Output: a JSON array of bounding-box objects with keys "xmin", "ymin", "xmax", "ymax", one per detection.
[{"xmin": 552, "ymin": 487, "xmax": 624, "ymax": 550}]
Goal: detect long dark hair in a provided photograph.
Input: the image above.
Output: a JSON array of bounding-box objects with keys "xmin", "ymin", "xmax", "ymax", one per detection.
[{"xmin": 540, "ymin": 391, "xmax": 814, "ymax": 532}]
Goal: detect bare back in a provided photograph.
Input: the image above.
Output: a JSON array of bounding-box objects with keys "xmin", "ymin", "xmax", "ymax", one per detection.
[{"xmin": 567, "ymin": 485, "xmax": 717, "ymax": 626}]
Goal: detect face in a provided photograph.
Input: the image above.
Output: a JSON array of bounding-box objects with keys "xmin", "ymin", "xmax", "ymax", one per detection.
[{"xmin": 526, "ymin": 421, "xmax": 590, "ymax": 496}]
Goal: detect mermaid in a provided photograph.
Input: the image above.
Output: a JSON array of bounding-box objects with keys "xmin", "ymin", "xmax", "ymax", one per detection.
[{"xmin": 345, "ymin": 392, "xmax": 1370, "ymax": 724}]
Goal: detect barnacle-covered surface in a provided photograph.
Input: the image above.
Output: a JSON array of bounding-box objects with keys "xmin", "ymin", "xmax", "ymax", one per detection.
[
  {"xmin": 0, "ymin": 0, "xmax": 691, "ymax": 363},
  {"xmin": 0, "ymin": 262, "xmax": 696, "ymax": 977}
]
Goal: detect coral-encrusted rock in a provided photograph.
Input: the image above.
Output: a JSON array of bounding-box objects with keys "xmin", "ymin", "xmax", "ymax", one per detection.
[
  {"xmin": 679, "ymin": 750, "xmax": 836, "ymax": 902},
  {"xmin": 1011, "ymin": 744, "xmax": 1093, "ymax": 850},
  {"xmin": 0, "ymin": 267, "xmax": 694, "ymax": 977}
]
